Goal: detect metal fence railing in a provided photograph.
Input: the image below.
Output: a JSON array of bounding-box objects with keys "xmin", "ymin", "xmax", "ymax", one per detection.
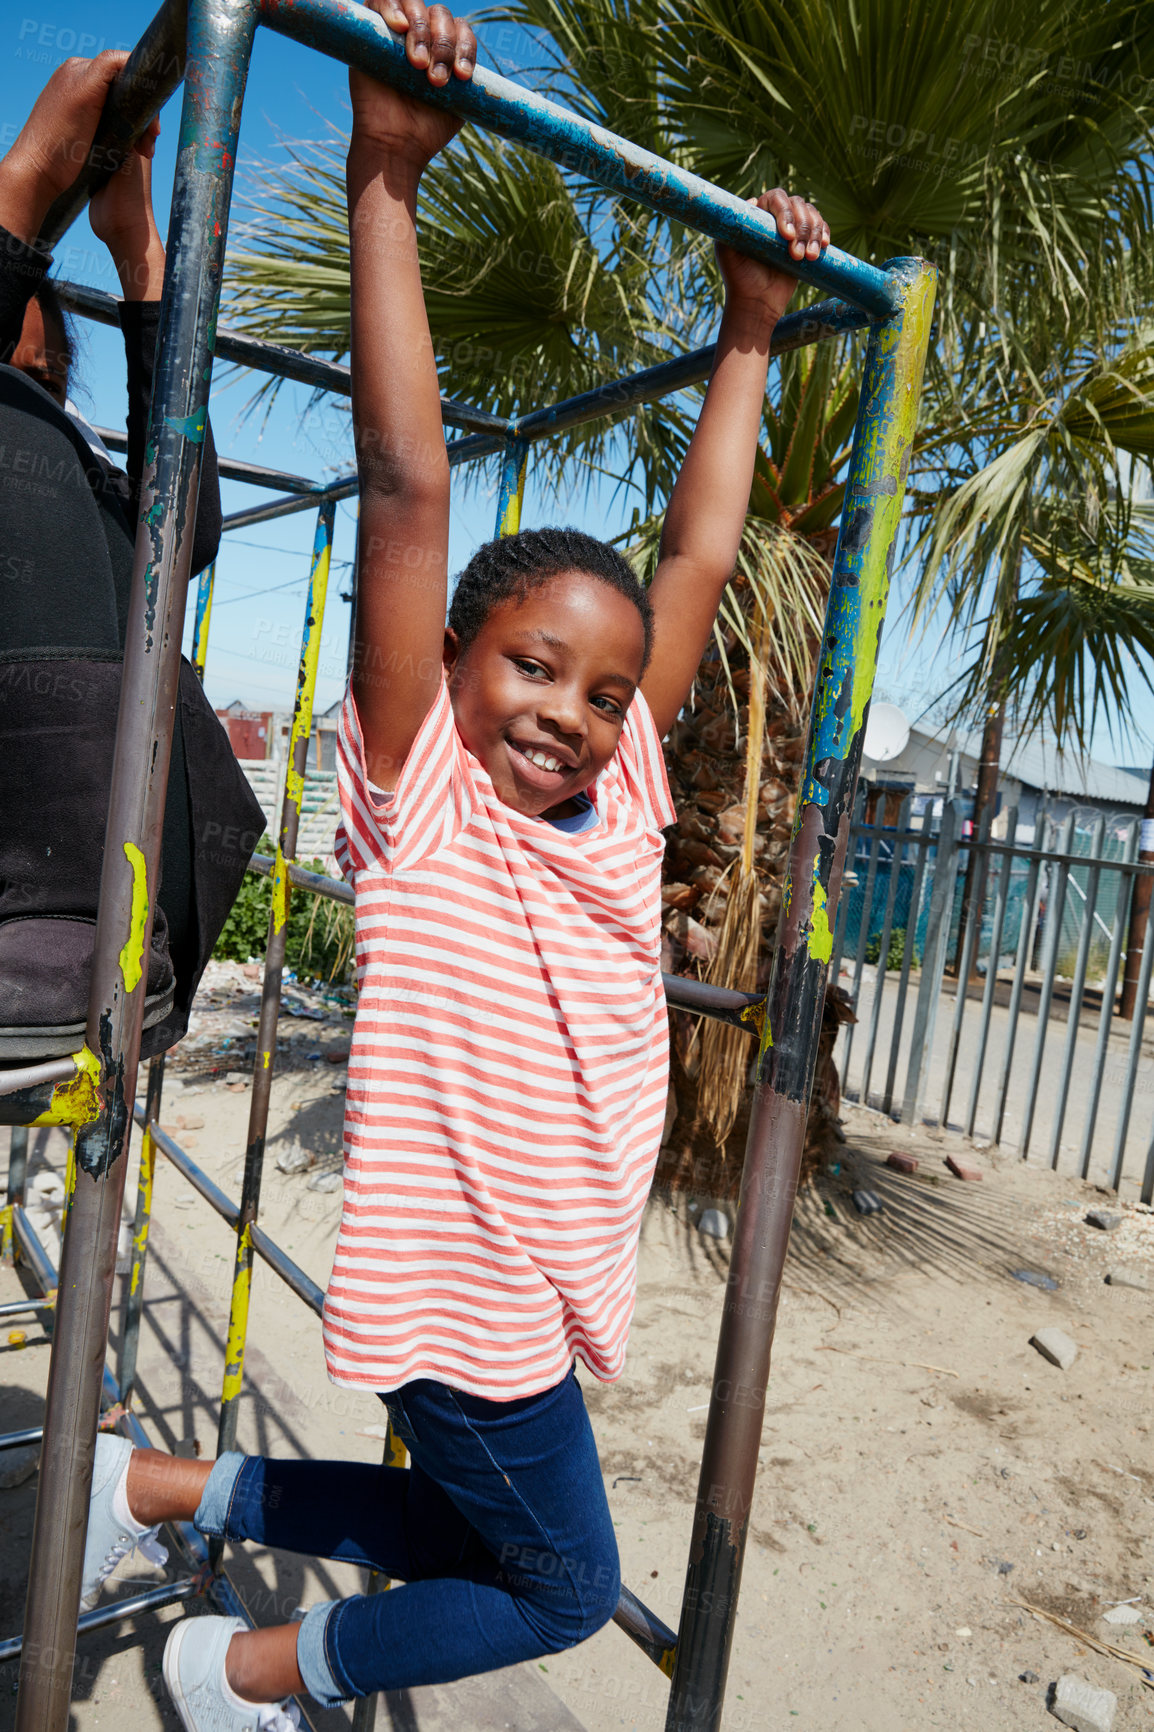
[{"xmin": 832, "ymin": 795, "xmax": 1154, "ymax": 1197}]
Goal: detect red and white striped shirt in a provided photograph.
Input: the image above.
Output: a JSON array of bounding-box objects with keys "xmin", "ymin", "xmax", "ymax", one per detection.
[{"xmin": 326, "ymin": 677, "xmax": 676, "ymax": 1398}]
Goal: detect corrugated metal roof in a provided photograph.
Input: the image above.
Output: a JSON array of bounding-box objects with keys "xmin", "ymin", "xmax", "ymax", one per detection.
[{"xmin": 950, "ymin": 725, "xmax": 1148, "ymax": 807}]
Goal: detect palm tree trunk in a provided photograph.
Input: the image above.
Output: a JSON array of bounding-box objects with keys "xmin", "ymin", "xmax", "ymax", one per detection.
[{"xmin": 1119, "ymin": 752, "xmax": 1154, "ymax": 1020}]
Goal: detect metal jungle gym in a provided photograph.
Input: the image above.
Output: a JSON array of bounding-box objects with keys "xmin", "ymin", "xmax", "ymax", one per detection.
[{"xmin": 0, "ymin": 2, "xmax": 936, "ymax": 1726}]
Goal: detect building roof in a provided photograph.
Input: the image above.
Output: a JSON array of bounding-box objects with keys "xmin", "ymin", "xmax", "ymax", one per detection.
[{"xmin": 940, "ymin": 723, "xmax": 1147, "ymax": 808}]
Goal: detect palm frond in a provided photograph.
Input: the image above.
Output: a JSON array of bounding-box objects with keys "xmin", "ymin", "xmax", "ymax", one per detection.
[{"xmin": 965, "ymin": 543, "xmax": 1154, "ymax": 750}]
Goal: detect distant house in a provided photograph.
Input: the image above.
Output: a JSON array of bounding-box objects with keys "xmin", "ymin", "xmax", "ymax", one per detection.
[
  {"xmin": 311, "ymin": 698, "xmax": 341, "ymax": 772},
  {"xmin": 214, "ymin": 699, "xmax": 272, "ymax": 761},
  {"xmin": 859, "ymin": 720, "xmax": 1147, "ymax": 837}
]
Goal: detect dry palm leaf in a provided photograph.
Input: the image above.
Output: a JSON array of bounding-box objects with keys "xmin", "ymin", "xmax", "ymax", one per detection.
[{"xmin": 694, "ymin": 597, "xmax": 773, "ymax": 1149}]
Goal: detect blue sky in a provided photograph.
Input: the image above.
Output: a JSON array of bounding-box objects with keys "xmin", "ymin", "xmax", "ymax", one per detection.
[{"xmin": 4, "ymin": 3, "xmax": 1150, "ymax": 765}]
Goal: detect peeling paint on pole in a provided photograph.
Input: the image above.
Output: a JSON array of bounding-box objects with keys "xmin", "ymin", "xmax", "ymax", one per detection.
[
  {"xmin": 764, "ymin": 258, "xmax": 936, "ymax": 1107},
  {"xmin": 118, "ymin": 843, "xmax": 149, "ymax": 993}
]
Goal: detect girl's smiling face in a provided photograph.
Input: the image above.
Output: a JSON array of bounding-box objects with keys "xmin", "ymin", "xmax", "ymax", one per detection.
[{"xmin": 443, "ymin": 570, "xmax": 647, "ymax": 818}]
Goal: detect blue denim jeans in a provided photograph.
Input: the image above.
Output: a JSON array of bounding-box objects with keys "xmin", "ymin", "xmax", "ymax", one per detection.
[{"xmin": 193, "ymin": 1367, "xmax": 620, "ymax": 1707}]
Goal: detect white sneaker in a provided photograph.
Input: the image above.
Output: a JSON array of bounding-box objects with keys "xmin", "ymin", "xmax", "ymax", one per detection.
[
  {"xmin": 163, "ymin": 1616, "xmax": 301, "ymax": 1732},
  {"xmin": 81, "ymin": 1433, "xmax": 168, "ymax": 1608}
]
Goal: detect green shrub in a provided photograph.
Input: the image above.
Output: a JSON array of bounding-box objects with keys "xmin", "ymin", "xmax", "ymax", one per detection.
[
  {"xmin": 864, "ymin": 926, "xmax": 915, "ymax": 971},
  {"xmin": 213, "ymin": 838, "xmax": 354, "ymax": 985}
]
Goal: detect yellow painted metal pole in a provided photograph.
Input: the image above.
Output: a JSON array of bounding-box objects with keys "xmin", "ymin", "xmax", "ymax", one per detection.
[
  {"xmin": 191, "ymin": 559, "xmax": 216, "ymax": 682},
  {"xmin": 494, "ymin": 435, "xmax": 528, "ymax": 538},
  {"xmin": 117, "ymin": 1054, "xmax": 166, "ymax": 1404},
  {"xmin": 212, "ymin": 502, "xmax": 335, "ymax": 1522}
]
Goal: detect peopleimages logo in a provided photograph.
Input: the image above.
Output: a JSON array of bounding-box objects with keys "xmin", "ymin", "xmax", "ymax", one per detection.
[
  {"xmin": 15, "ymin": 19, "xmax": 132, "ymax": 57},
  {"xmin": 960, "ymin": 32, "xmax": 1154, "ymax": 102},
  {"xmin": 849, "ymin": 115, "xmax": 982, "ymax": 174}
]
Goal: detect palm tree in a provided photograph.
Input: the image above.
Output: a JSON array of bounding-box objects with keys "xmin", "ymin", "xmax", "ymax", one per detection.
[
  {"xmin": 909, "ymin": 296, "xmax": 1154, "ymax": 981},
  {"xmin": 222, "ymin": 0, "xmax": 1154, "ymax": 1188}
]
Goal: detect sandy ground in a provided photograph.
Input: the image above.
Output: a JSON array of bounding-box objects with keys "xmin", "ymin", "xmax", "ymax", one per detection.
[{"xmin": 2, "ymin": 961, "xmax": 1154, "ymax": 1731}]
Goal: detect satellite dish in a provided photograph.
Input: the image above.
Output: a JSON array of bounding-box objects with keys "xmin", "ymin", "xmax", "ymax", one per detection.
[{"xmin": 862, "ymin": 702, "xmax": 910, "ymax": 763}]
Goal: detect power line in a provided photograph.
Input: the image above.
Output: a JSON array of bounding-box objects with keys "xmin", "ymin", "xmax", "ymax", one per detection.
[{"xmin": 208, "ymin": 561, "xmax": 354, "ymax": 608}]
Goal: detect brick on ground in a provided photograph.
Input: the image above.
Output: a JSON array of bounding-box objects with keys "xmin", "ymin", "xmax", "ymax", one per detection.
[
  {"xmin": 1105, "ymin": 1268, "xmax": 1149, "ymax": 1291},
  {"xmin": 1050, "ymin": 1672, "xmax": 1116, "ymax": 1732},
  {"xmin": 1031, "ymin": 1326, "xmax": 1078, "ymax": 1371}
]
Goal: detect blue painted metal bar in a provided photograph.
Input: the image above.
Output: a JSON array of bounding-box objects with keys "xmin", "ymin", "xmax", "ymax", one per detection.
[
  {"xmin": 517, "ymin": 299, "xmax": 875, "ymax": 441},
  {"xmin": 218, "ymin": 296, "xmax": 876, "ymax": 533},
  {"xmin": 446, "ymin": 297, "xmax": 877, "ymax": 470},
  {"xmin": 95, "ymin": 426, "xmax": 325, "ymax": 496},
  {"xmin": 221, "ymin": 472, "xmax": 359, "ymax": 531},
  {"xmin": 258, "ymin": 0, "xmax": 897, "ymax": 319},
  {"xmin": 58, "ymin": 277, "xmax": 506, "ymax": 435},
  {"xmin": 191, "ymin": 561, "xmax": 216, "ymax": 682}
]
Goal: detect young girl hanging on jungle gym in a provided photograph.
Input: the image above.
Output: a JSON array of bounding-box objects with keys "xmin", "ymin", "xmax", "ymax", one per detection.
[{"xmin": 81, "ymin": 3, "xmax": 828, "ymax": 1723}]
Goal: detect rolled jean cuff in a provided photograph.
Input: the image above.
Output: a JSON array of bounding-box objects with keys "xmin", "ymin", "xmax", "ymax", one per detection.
[
  {"xmin": 297, "ymin": 1600, "xmax": 347, "ymax": 1708},
  {"xmin": 192, "ymin": 1450, "xmax": 246, "ymax": 1536}
]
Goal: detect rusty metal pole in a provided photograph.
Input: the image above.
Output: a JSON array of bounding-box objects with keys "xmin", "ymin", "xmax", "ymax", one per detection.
[
  {"xmin": 15, "ymin": 5, "xmax": 257, "ymax": 1726},
  {"xmin": 1119, "ymin": 760, "xmax": 1154, "ymax": 1020},
  {"xmin": 665, "ymin": 257, "xmax": 937, "ymax": 1732}
]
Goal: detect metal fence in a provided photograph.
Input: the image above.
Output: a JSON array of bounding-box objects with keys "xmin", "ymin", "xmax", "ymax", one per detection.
[{"xmin": 832, "ymin": 795, "xmax": 1154, "ymax": 1198}]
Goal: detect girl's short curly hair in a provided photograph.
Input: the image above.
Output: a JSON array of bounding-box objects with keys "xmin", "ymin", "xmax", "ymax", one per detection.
[{"xmin": 448, "ymin": 526, "xmax": 653, "ymax": 672}]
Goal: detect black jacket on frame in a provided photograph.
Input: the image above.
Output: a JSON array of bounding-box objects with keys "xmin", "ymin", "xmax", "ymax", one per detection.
[{"xmin": 0, "ymin": 225, "xmax": 266, "ymax": 1060}]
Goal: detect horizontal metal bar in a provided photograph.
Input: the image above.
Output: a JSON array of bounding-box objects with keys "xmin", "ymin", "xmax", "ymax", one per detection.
[
  {"xmin": 93, "ymin": 426, "xmax": 323, "ymax": 496},
  {"xmin": 613, "ymin": 1583, "xmax": 678, "ymax": 1675},
  {"xmin": 0, "ymin": 1297, "xmax": 54, "ymax": 1321},
  {"xmin": 243, "ymin": 853, "xmax": 761, "ymax": 1027},
  {"xmin": 222, "ymin": 473, "xmax": 359, "ymax": 532},
  {"xmin": 516, "ymin": 299, "xmax": 875, "ymax": 441},
  {"xmin": 141, "ymin": 1113, "xmax": 327, "ymax": 1315},
  {"xmin": 0, "ymin": 1578, "xmax": 202, "ymax": 1666},
  {"xmin": 247, "ymin": 850, "xmax": 353, "ymax": 901},
  {"xmin": 10, "ymin": 1207, "xmax": 57, "ymax": 1296},
  {"xmin": 661, "ymin": 975, "xmax": 763, "ymax": 1028},
  {"xmin": 0, "ymin": 1085, "xmax": 55, "ymax": 1128},
  {"xmin": 55, "ymin": 279, "xmax": 505, "ymax": 435},
  {"xmin": 0, "ymin": 1427, "xmax": 44, "ymax": 1451},
  {"xmin": 445, "ymin": 298, "xmax": 877, "ymax": 468},
  {"xmin": 282, "ymin": 858, "xmax": 353, "ymax": 904},
  {"xmin": 259, "ymin": 0, "xmax": 897, "ymax": 318},
  {"xmin": 0, "ymin": 1058, "xmax": 78, "ymax": 1100}
]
